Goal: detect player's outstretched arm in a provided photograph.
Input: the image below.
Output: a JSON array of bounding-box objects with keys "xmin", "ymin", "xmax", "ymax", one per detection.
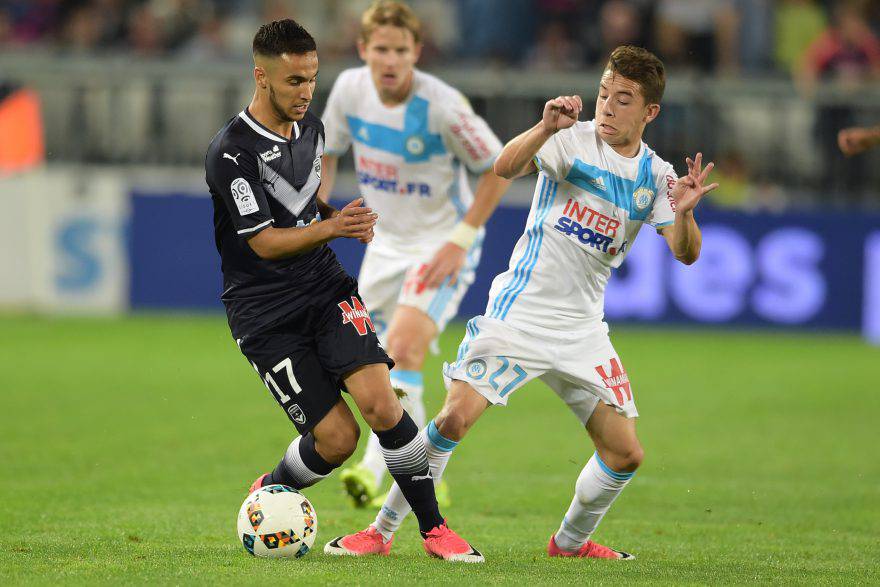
[
  {"xmin": 247, "ymin": 198, "xmax": 377, "ymax": 260},
  {"xmin": 420, "ymin": 169, "xmax": 512, "ymax": 288},
  {"xmin": 661, "ymin": 153, "xmax": 719, "ymax": 265},
  {"xmin": 838, "ymin": 125, "xmax": 880, "ymax": 157},
  {"xmin": 494, "ymin": 95, "xmax": 582, "ymax": 179}
]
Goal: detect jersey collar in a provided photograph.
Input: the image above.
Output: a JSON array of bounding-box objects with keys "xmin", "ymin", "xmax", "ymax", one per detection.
[{"xmin": 239, "ymin": 108, "xmax": 301, "ymax": 143}]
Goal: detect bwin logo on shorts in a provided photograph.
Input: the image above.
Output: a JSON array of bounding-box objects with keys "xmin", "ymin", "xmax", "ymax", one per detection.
[
  {"xmin": 466, "ymin": 359, "xmax": 488, "ymax": 380},
  {"xmin": 287, "ymin": 404, "xmax": 306, "ymax": 425}
]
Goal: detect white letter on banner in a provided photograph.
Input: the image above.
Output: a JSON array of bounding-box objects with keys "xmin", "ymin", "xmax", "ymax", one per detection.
[
  {"xmin": 864, "ymin": 231, "xmax": 880, "ymax": 345},
  {"xmin": 753, "ymin": 228, "xmax": 825, "ymax": 324},
  {"xmin": 606, "ymin": 232, "xmax": 666, "ymax": 319},
  {"xmin": 671, "ymin": 225, "xmax": 753, "ymax": 322}
]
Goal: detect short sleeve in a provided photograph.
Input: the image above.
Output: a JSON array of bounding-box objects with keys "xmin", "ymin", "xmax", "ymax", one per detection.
[
  {"xmin": 534, "ymin": 128, "xmax": 574, "ymax": 181},
  {"xmin": 439, "ymin": 92, "xmax": 503, "ymax": 173},
  {"xmin": 321, "ymin": 74, "xmax": 352, "ymax": 156},
  {"xmin": 647, "ymin": 162, "xmax": 677, "ymax": 230},
  {"xmin": 206, "ymin": 146, "xmax": 274, "ymax": 237}
]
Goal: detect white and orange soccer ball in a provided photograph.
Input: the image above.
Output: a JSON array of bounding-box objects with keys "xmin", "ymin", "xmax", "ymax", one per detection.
[{"xmin": 236, "ymin": 484, "xmax": 317, "ymax": 558}]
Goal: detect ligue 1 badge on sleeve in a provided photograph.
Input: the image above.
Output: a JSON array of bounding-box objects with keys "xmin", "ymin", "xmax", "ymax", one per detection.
[{"xmin": 633, "ymin": 187, "xmax": 654, "ymax": 211}]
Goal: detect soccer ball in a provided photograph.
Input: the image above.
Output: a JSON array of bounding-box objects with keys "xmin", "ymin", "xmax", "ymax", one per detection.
[{"xmin": 237, "ymin": 484, "xmax": 318, "ymax": 558}]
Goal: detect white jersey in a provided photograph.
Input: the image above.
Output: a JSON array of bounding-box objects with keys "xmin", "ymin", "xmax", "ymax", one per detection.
[
  {"xmin": 322, "ymin": 66, "xmax": 502, "ymax": 257},
  {"xmin": 485, "ymin": 120, "xmax": 677, "ymax": 330}
]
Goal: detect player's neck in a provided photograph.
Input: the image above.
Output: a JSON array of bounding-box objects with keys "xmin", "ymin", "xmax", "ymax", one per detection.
[
  {"xmin": 377, "ymin": 71, "xmax": 414, "ymax": 107},
  {"xmin": 607, "ymin": 140, "xmax": 641, "ymax": 158},
  {"xmin": 248, "ymin": 95, "xmax": 295, "ymax": 140}
]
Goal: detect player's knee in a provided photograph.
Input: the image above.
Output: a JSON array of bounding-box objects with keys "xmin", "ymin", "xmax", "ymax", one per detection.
[
  {"xmin": 384, "ymin": 337, "xmax": 426, "ymax": 371},
  {"xmin": 605, "ymin": 444, "xmax": 644, "ymax": 473},
  {"xmin": 621, "ymin": 445, "xmax": 644, "ymax": 472},
  {"xmin": 320, "ymin": 423, "xmax": 360, "ymax": 463},
  {"xmin": 360, "ymin": 391, "xmax": 403, "ymax": 431},
  {"xmin": 434, "ymin": 409, "xmax": 472, "ymax": 442}
]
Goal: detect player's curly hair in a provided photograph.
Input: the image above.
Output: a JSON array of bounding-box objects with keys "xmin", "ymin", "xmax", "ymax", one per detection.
[
  {"xmin": 605, "ymin": 46, "xmax": 665, "ymax": 105},
  {"xmin": 253, "ymin": 19, "xmax": 316, "ymax": 57},
  {"xmin": 360, "ymin": 0, "xmax": 421, "ymax": 44}
]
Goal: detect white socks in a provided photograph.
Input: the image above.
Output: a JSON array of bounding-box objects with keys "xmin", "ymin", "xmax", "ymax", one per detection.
[
  {"xmin": 373, "ymin": 420, "xmax": 457, "ymax": 539},
  {"xmin": 361, "ymin": 370, "xmax": 425, "ymax": 487},
  {"xmin": 554, "ymin": 452, "xmax": 634, "ymax": 552}
]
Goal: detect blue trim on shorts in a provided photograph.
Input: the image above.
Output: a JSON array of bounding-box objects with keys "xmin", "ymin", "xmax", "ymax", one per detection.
[
  {"xmin": 454, "ymin": 318, "xmax": 480, "ymax": 367},
  {"xmin": 427, "ymin": 420, "xmax": 458, "ymax": 452},
  {"xmin": 390, "ymin": 369, "xmax": 423, "ymax": 387},
  {"xmin": 595, "ymin": 452, "xmax": 635, "ymax": 481}
]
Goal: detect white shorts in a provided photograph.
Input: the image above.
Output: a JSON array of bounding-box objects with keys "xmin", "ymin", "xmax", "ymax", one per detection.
[
  {"xmin": 443, "ymin": 315, "xmax": 638, "ymax": 422},
  {"xmin": 357, "ymin": 240, "xmax": 482, "ymax": 345}
]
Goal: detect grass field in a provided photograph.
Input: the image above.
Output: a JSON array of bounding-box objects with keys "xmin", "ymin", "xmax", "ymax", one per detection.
[{"xmin": 1, "ymin": 314, "xmax": 878, "ymax": 585}]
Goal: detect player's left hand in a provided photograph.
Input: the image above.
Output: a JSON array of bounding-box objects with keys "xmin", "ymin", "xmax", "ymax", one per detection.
[
  {"xmin": 420, "ymin": 242, "xmax": 467, "ymax": 288},
  {"xmin": 670, "ymin": 152, "xmax": 719, "ymax": 214},
  {"xmin": 358, "ymin": 227, "xmax": 374, "ymax": 245}
]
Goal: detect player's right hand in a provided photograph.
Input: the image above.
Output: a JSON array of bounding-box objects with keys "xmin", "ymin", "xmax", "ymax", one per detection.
[
  {"xmin": 328, "ymin": 198, "xmax": 377, "ymax": 241},
  {"xmin": 542, "ymin": 95, "xmax": 582, "ymax": 134},
  {"xmin": 838, "ymin": 126, "xmax": 880, "ymax": 157}
]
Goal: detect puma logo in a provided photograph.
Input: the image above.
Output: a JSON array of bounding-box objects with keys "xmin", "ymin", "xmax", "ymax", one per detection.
[
  {"xmin": 223, "ymin": 152, "xmax": 241, "ymax": 165},
  {"xmin": 411, "ymin": 473, "xmax": 433, "ymax": 482}
]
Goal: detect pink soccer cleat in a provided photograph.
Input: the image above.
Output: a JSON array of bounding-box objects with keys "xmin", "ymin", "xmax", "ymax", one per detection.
[
  {"xmin": 324, "ymin": 526, "xmax": 393, "ymax": 557},
  {"xmin": 248, "ymin": 473, "xmax": 269, "ymax": 494},
  {"xmin": 547, "ymin": 534, "xmax": 635, "ymax": 559},
  {"xmin": 422, "ymin": 521, "xmax": 484, "ymax": 563}
]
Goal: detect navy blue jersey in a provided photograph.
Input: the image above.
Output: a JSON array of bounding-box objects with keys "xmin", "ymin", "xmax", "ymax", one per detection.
[{"xmin": 205, "ymin": 107, "xmax": 347, "ymax": 338}]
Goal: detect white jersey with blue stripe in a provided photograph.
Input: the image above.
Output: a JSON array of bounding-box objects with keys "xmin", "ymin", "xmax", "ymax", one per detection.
[
  {"xmin": 322, "ymin": 66, "xmax": 502, "ymax": 257},
  {"xmin": 485, "ymin": 120, "xmax": 677, "ymax": 329}
]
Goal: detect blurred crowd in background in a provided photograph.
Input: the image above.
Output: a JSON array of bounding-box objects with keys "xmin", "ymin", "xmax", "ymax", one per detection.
[
  {"xmin": 2, "ymin": 0, "xmax": 879, "ymax": 75},
  {"xmin": 2, "ymin": 0, "xmax": 880, "ymax": 211}
]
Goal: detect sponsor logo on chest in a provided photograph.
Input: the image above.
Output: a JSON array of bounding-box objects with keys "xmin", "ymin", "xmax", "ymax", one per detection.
[
  {"xmin": 260, "ymin": 144, "xmax": 282, "ymax": 163},
  {"xmin": 356, "ymin": 155, "xmax": 431, "ymax": 197},
  {"xmin": 553, "ymin": 198, "xmax": 627, "ymax": 256}
]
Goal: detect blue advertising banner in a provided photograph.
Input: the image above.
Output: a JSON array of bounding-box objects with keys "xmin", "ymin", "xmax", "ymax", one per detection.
[{"xmin": 129, "ymin": 192, "xmax": 880, "ymax": 340}]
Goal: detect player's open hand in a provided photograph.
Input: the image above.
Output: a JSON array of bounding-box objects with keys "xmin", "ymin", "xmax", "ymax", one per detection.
[
  {"xmin": 421, "ymin": 242, "xmax": 467, "ymax": 289},
  {"xmin": 670, "ymin": 153, "xmax": 719, "ymax": 214},
  {"xmin": 328, "ymin": 198, "xmax": 377, "ymax": 241},
  {"xmin": 542, "ymin": 95, "xmax": 582, "ymax": 134},
  {"xmin": 838, "ymin": 126, "xmax": 879, "ymax": 157}
]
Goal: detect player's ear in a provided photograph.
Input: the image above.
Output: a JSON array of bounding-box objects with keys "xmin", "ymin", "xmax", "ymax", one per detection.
[
  {"xmin": 412, "ymin": 42, "xmax": 423, "ymax": 64},
  {"xmin": 357, "ymin": 39, "xmax": 368, "ymax": 61},
  {"xmin": 644, "ymin": 103, "xmax": 660, "ymax": 124},
  {"xmin": 254, "ymin": 65, "xmax": 268, "ymax": 90}
]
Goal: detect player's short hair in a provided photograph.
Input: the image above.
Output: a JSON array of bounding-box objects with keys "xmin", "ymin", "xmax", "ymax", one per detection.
[
  {"xmin": 604, "ymin": 46, "xmax": 665, "ymax": 106},
  {"xmin": 360, "ymin": 0, "xmax": 422, "ymax": 44},
  {"xmin": 253, "ymin": 19, "xmax": 316, "ymax": 57}
]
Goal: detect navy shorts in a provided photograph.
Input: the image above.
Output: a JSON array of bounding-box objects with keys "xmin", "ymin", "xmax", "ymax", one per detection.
[{"xmin": 236, "ymin": 279, "xmax": 393, "ymax": 434}]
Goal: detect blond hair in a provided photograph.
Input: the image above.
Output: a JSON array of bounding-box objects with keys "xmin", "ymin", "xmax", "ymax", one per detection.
[{"xmin": 360, "ymin": 0, "xmax": 421, "ymax": 44}]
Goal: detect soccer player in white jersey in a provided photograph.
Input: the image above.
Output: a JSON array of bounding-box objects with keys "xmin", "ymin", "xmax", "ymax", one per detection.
[
  {"xmin": 318, "ymin": 0, "xmax": 511, "ymax": 510},
  {"xmin": 327, "ymin": 45, "xmax": 718, "ymax": 559}
]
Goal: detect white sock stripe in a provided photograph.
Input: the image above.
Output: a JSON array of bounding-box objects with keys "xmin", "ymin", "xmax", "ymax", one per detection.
[
  {"xmin": 380, "ymin": 435, "xmax": 429, "ymax": 474},
  {"xmin": 381, "ymin": 452, "xmax": 429, "ymax": 472},
  {"xmin": 282, "ymin": 436, "xmax": 327, "ymax": 488}
]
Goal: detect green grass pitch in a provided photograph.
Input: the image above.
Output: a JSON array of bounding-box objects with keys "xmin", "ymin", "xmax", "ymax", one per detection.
[{"xmin": 1, "ymin": 315, "xmax": 877, "ymax": 585}]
